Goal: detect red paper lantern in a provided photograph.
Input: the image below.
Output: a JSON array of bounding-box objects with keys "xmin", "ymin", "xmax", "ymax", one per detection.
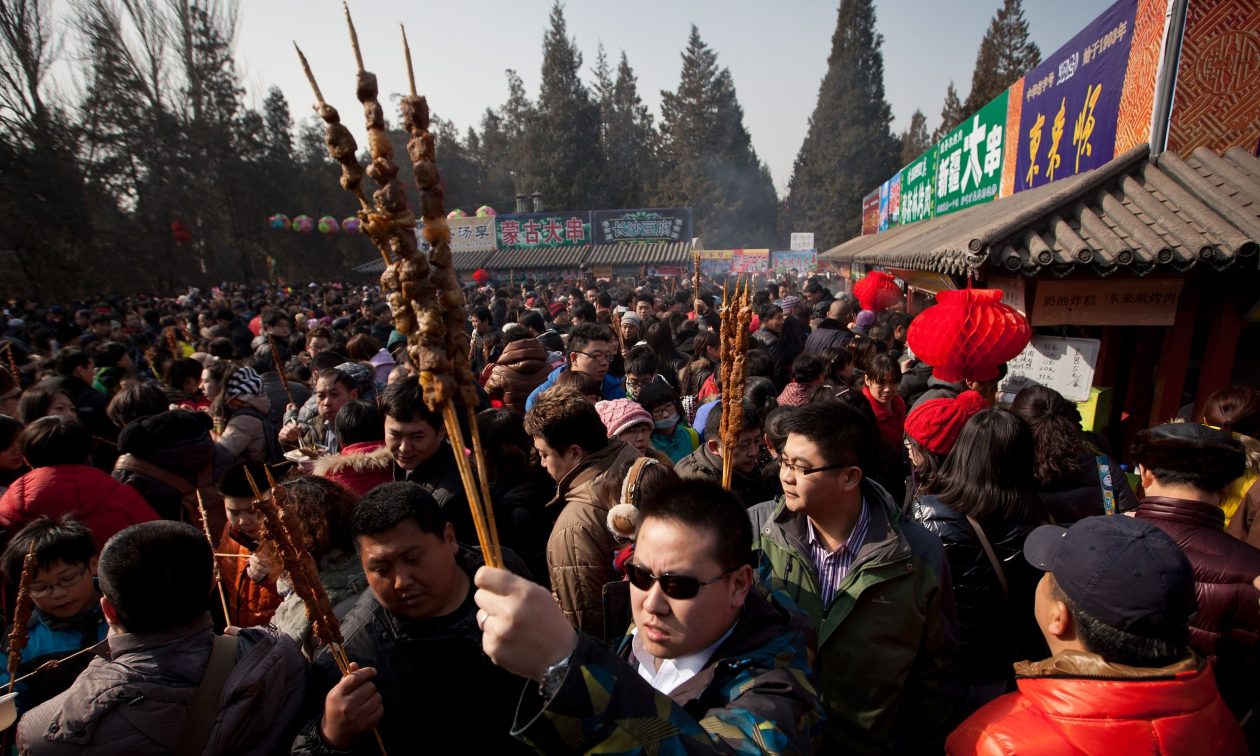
[
  {"xmin": 853, "ymin": 271, "xmax": 903, "ymax": 312},
  {"xmin": 906, "ymin": 288, "xmax": 1031, "ymax": 383},
  {"xmin": 472, "ymin": 268, "xmax": 490, "ymax": 285}
]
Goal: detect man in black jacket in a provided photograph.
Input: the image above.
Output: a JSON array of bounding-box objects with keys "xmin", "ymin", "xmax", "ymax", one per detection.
[
  {"xmin": 292, "ymin": 483, "xmax": 533, "ymax": 755},
  {"xmin": 52, "ymin": 347, "xmax": 115, "ymax": 442}
]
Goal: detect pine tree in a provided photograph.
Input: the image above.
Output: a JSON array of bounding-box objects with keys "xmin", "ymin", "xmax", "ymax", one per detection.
[
  {"xmin": 899, "ymin": 109, "xmax": 930, "ymax": 165},
  {"xmin": 262, "ymin": 86, "xmax": 293, "ymax": 164},
  {"xmin": 787, "ymin": 0, "xmax": 899, "ymax": 248},
  {"xmin": 933, "ymin": 81, "xmax": 966, "ymax": 140},
  {"xmin": 963, "ymin": 0, "xmax": 1041, "ymax": 114},
  {"xmin": 657, "ymin": 26, "xmax": 777, "ymax": 247},
  {"xmin": 602, "ymin": 51, "xmax": 657, "ymax": 209},
  {"xmin": 527, "ymin": 2, "xmax": 604, "ymax": 210}
]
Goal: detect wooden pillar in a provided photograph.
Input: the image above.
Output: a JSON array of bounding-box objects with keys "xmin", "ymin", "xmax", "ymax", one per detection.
[
  {"xmin": 1193, "ymin": 274, "xmax": 1245, "ymax": 418},
  {"xmin": 1150, "ymin": 283, "xmax": 1200, "ymax": 424}
]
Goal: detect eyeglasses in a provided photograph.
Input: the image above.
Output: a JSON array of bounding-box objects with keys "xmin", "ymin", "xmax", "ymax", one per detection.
[
  {"xmin": 29, "ymin": 567, "xmax": 90, "ymax": 599},
  {"xmin": 780, "ymin": 459, "xmax": 852, "ymax": 477},
  {"xmin": 574, "ymin": 350, "xmax": 613, "ymax": 363},
  {"xmin": 625, "ymin": 562, "xmax": 736, "ymax": 600}
]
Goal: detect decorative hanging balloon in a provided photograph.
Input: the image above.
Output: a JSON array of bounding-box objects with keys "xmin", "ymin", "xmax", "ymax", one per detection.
[
  {"xmin": 291, "ymin": 215, "xmax": 314, "ymax": 233},
  {"xmin": 853, "ymin": 271, "xmax": 903, "ymax": 312},
  {"xmin": 342, "ymin": 217, "xmax": 361, "ymax": 235},
  {"xmin": 447, "ymin": 209, "xmax": 467, "ymax": 219},
  {"xmin": 317, "ymin": 215, "xmax": 340, "ymax": 234},
  {"xmin": 268, "ymin": 214, "xmax": 291, "ymax": 231},
  {"xmin": 472, "ymin": 268, "xmax": 490, "ymax": 285},
  {"xmin": 475, "ymin": 205, "xmax": 496, "ymax": 218},
  {"xmin": 906, "ymin": 288, "xmax": 1031, "ymax": 383}
]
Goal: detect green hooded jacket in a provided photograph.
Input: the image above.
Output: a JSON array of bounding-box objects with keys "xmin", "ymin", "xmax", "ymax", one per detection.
[{"xmin": 750, "ymin": 481, "xmax": 959, "ymax": 753}]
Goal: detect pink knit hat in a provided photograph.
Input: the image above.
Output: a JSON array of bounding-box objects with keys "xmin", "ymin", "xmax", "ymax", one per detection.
[{"xmin": 596, "ymin": 399, "xmax": 653, "ymax": 438}]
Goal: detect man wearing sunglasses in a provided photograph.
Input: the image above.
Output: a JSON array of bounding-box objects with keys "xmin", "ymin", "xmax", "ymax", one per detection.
[
  {"xmin": 750, "ymin": 400, "xmax": 958, "ymax": 753},
  {"xmin": 474, "ymin": 479, "xmax": 822, "ymax": 753},
  {"xmin": 524, "ymin": 323, "xmax": 625, "ymax": 411}
]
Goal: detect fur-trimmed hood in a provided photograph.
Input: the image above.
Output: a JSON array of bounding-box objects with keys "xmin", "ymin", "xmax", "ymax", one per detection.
[{"xmin": 313, "ymin": 442, "xmax": 395, "ymax": 497}]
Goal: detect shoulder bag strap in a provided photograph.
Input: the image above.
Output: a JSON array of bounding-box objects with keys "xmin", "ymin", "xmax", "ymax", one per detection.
[
  {"xmin": 115, "ymin": 454, "xmax": 196, "ymax": 495},
  {"xmin": 172, "ymin": 633, "xmax": 240, "ymax": 756},
  {"xmin": 966, "ymin": 515, "xmax": 1010, "ymax": 599},
  {"xmin": 1096, "ymin": 455, "xmax": 1117, "ymax": 515}
]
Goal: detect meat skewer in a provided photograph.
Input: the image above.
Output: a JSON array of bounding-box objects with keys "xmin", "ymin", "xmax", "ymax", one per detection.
[
  {"xmin": 266, "ymin": 334, "xmax": 295, "ymax": 408},
  {"xmin": 246, "ymin": 466, "xmax": 388, "ymax": 755},
  {"xmin": 720, "ymin": 278, "xmax": 752, "ymax": 490},
  {"xmin": 7, "ymin": 544, "xmax": 36, "ymax": 694}
]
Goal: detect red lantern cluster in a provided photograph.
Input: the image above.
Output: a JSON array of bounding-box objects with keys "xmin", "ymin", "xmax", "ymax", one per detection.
[
  {"xmin": 906, "ymin": 288, "xmax": 1031, "ymax": 383},
  {"xmin": 472, "ymin": 268, "xmax": 490, "ymax": 285},
  {"xmin": 853, "ymin": 271, "xmax": 903, "ymax": 312},
  {"xmin": 171, "ymin": 220, "xmax": 192, "ymax": 246}
]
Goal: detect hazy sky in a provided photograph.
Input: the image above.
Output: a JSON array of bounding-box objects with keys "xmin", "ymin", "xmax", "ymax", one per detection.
[{"xmin": 66, "ymin": 0, "xmax": 1113, "ymax": 196}]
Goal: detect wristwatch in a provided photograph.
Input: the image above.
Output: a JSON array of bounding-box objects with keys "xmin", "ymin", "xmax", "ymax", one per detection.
[{"xmin": 539, "ymin": 653, "xmax": 572, "ymax": 699}]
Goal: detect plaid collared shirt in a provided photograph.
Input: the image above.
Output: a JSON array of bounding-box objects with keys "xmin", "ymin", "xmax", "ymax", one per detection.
[{"xmin": 806, "ymin": 499, "xmax": 871, "ymax": 606}]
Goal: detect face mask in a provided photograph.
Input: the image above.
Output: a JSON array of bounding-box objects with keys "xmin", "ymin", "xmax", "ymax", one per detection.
[{"xmin": 654, "ymin": 412, "xmax": 679, "ymax": 431}]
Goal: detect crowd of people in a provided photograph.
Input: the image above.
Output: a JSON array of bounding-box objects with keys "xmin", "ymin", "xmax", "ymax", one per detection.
[{"xmin": 0, "ymin": 273, "xmax": 1256, "ymax": 754}]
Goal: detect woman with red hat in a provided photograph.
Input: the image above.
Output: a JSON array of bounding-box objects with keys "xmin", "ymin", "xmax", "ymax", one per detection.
[
  {"xmin": 902, "ymin": 390, "xmax": 988, "ymax": 510},
  {"xmin": 910, "ymin": 408, "xmax": 1049, "ymax": 718}
]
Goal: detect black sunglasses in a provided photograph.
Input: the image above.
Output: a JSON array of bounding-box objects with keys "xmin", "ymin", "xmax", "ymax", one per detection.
[{"xmin": 624, "ymin": 562, "xmax": 736, "ymax": 600}]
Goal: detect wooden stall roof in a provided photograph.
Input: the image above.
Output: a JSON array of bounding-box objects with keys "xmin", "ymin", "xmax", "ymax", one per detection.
[
  {"xmin": 353, "ymin": 250, "xmax": 495, "ymax": 275},
  {"xmin": 490, "ymin": 244, "xmax": 589, "ymax": 270},
  {"xmin": 821, "ymin": 145, "xmax": 1260, "ymax": 278},
  {"xmin": 584, "ymin": 242, "xmax": 692, "ymax": 266}
]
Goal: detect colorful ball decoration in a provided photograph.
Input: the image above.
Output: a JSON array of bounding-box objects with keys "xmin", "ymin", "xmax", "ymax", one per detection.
[
  {"xmin": 853, "ymin": 271, "xmax": 903, "ymax": 312},
  {"xmin": 317, "ymin": 215, "xmax": 340, "ymax": 234},
  {"xmin": 342, "ymin": 217, "xmax": 361, "ymax": 235},
  {"xmin": 472, "ymin": 268, "xmax": 490, "ymax": 285},
  {"xmin": 269, "ymin": 214, "xmax": 290, "ymax": 231},
  {"xmin": 291, "ymin": 214, "xmax": 314, "ymax": 233},
  {"xmin": 475, "ymin": 205, "xmax": 496, "ymax": 217},
  {"xmin": 906, "ymin": 288, "xmax": 1032, "ymax": 383},
  {"xmin": 447, "ymin": 209, "xmax": 467, "ymax": 219}
]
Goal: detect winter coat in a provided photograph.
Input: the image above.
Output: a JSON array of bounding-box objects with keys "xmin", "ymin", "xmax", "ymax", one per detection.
[
  {"xmin": 485, "ymin": 338, "xmax": 553, "ymax": 414},
  {"xmin": 546, "ymin": 439, "xmax": 641, "ymax": 642},
  {"xmin": 272, "ymin": 549, "xmax": 367, "ymax": 658},
  {"xmin": 17, "ymin": 615, "xmax": 307, "ymax": 755},
  {"xmin": 650, "ymin": 423, "xmax": 699, "ymax": 463},
  {"xmin": 777, "ymin": 381, "xmax": 814, "ymax": 407},
  {"xmin": 898, "ymin": 359, "xmax": 935, "ymax": 406},
  {"xmin": 217, "ymin": 527, "xmax": 283, "ymax": 629},
  {"xmin": 290, "ymin": 546, "xmax": 534, "ymax": 756},
  {"xmin": 0, "ymin": 606, "xmax": 107, "ymax": 716},
  {"xmin": 946, "ymin": 651, "xmax": 1246, "ymax": 755},
  {"xmin": 260, "ymin": 371, "xmax": 311, "ymax": 431},
  {"xmin": 489, "ymin": 465, "xmax": 556, "ymax": 588},
  {"xmin": 218, "ymin": 393, "xmax": 274, "ymax": 464},
  {"xmin": 313, "ymin": 441, "xmax": 393, "ymax": 497},
  {"xmin": 515, "ymin": 586, "xmax": 824, "ymax": 755},
  {"xmin": 0, "ymin": 465, "xmax": 158, "ymax": 549},
  {"xmin": 1034, "ymin": 447, "xmax": 1139, "ymax": 522},
  {"xmin": 803, "ymin": 320, "xmax": 851, "ymax": 356},
  {"xmin": 675, "ymin": 443, "xmax": 779, "ymax": 509},
  {"xmin": 525, "ymin": 364, "xmax": 626, "ymax": 411},
  {"xmin": 912, "ymin": 494, "xmax": 1046, "ymax": 685},
  {"xmin": 112, "ymin": 409, "xmax": 231, "ymax": 522},
  {"xmin": 1135, "ymin": 495, "xmax": 1260, "ymax": 717},
  {"xmin": 752, "ymin": 328, "xmax": 787, "ymax": 386},
  {"xmin": 911, "ymin": 375, "xmax": 965, "ymax": 411},
  {"xmin": 751, "ymin": 482, "xmax": 959, "ymax": 752}
]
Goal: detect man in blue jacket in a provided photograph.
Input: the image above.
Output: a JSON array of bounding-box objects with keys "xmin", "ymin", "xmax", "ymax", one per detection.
[{"xmin": 525, "ymin": 323, "xmax": 625, "ymax": 410}]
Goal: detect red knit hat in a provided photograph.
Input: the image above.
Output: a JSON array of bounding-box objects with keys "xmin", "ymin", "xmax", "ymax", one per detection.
[{"xmin": 904, "ymin": 390, "xmax": 988, "ymax": 455}]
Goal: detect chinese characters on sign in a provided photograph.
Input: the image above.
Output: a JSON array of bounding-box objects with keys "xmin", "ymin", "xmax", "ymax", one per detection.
[
  {"xmin": 1031, "ymin": 278, "xmax": 1183, "ymax": 326},
  {"xmin": 936, "ymin": 90, "xmax": 1008, "ymax": 215},
  {"xmin": 790, "ymin": 232, "xmax": 815, "ymax": 252},
  {"xmin": 496, "ymin": 211, "xmax": 591, "ymax": 248},
  {"xmin": 861, "ymin": 190, "xmax": 881, "ymax": 236},
  {"xmin": 1015, "ymin": 0, "xmax": 1137, "ymax": 192},
  {"xmin": 771, "ymin": 251, "xmax": 818, "ymax": 274},
  {"xmin": 448, "ymin": 216, "xmax": 496, "ymax": 253},
  {"xmin": 999, "ymin": 336, "xmax": 1101, "ymax": 403},
  {"xmin": 899, "ymin": 146, "xmax": 936, "ymax": 225},
  {"xmin": 592, "ymin": 208, "xmax": 692, "ymax": 244}
]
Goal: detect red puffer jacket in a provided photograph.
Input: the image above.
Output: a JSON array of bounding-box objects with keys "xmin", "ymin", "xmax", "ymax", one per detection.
[
  {"xmin": 1135, "ymin": 495, "xmax": 1260, "ymax": 715},
  {"xmin": 0, "ymin": 465, "xmax": 159, "ymax": 548},
  {"xmin": 947, "ymin": 651, "xmax": 1246, "ymax": 755}
]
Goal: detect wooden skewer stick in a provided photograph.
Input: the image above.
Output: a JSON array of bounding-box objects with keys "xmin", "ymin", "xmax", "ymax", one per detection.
[
  {"xmin": 214, "ymin": 553, "xmax": 250, "ymax": 559},
  {"xmin": 441, "ymin": 403, "xmax": 502, "ymax": 569},
  {"xmin": 343, "ymin": 2, "xmax": 364, "ymax": 72},
  {"xmin": 7, "ymin": 543, "xmax": 36, "ymax": 693},
  {"xmin": 466, "ymin": 406, "xmax": 501, "ymax": 565},
  {"xmin": 293, "ymin": 42, "xmax": 325, "ymax": 105},
  {"xmin": 196, "ymin": 491, "xmax": 232, "ymax": 625},
  {"xmin": 10, "ymin": 639, "xmax": 109, "ymax": 688},
  {"xmin": 267, "ymin": 334, "xmax": 295, "ymax": 407},
  {"xmin": 400, "ymin": 24, "xmax": 417, "ymax": 97}
]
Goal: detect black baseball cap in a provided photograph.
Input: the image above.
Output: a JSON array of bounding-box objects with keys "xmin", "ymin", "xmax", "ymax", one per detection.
[{"xmin": 1024, "ymin": 515, "xmax": 1197, "ymax": 635}]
